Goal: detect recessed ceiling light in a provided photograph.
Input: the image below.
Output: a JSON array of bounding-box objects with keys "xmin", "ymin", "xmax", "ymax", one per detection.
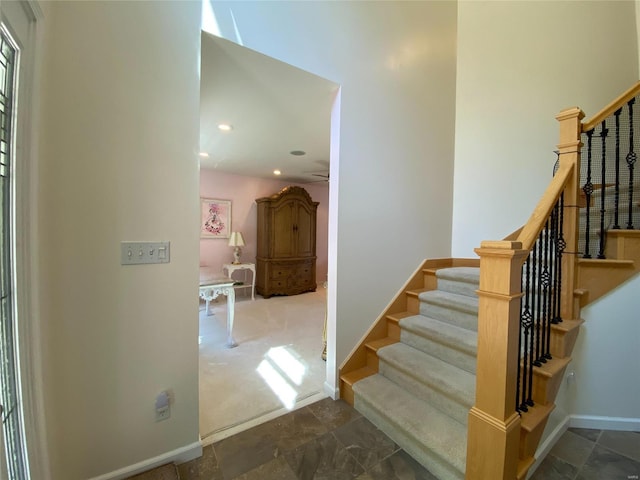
[
  {"xmin": 273, "ymin": 169, "xmax": 282, "ymax": 176},
  {"xmin": 199, "ymin": 152, "xmax": 209, "ymax": 158},
  {"xmin": 290, "ymin": 150, "xmax": 306, "ymax": 156},
  {"xmin": 218, "ymin": 123, "xmax": 233, "ymax": 131}
]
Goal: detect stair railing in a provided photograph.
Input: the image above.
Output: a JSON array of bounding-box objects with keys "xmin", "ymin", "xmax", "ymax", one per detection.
[
  {"xmin": 466, "ymin": 81, "xmax": 640, "ymax": 480},
  {"xmin": 465, "ymin": 106, "xmax": 584, "ymax": 480},
  {"xmin": 579, "ymin": 84, "xmax": 640, "ymax": 258}
]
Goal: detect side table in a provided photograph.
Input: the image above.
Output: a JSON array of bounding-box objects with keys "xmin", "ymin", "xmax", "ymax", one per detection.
[{"xmin": 223, "ymin": 263, "xmax": 256, "ymax": 301}]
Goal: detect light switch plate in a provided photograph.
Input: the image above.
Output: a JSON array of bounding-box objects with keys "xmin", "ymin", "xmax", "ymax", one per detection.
[{"xmin": 121, "ymin": 241, "xmax": 170, "ymax": 265}]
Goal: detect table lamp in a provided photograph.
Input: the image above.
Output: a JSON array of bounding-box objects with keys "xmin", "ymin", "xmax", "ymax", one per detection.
[{"xmin": 228, "ymin": 231, "xmax": 245, "ymax": 264}]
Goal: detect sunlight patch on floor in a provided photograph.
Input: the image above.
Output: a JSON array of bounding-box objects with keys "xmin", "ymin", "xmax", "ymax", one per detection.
[
  {"xmin": 267, "ymin": 346, "xmax": 306, "ymax": 386},
  {"xmin": 257, "ymin": 345, "xmax": 309, "ymax": 409}
]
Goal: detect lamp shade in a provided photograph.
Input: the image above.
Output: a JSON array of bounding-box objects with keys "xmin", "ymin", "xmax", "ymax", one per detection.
[{"xmin": 228, "ymin": 231, "xmax": 245, "ymax": 247}]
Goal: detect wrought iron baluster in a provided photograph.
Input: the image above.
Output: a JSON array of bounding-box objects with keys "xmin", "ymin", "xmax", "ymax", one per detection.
[
  {"xmin": 519, "ymin": 256, "xmax": 533, "ymax": 412},
  {"xmin": 527, "ymin": 245, "xmax": 536, "ymax": 407},
  {"xmin": 549, "ymin": 204, "xmax": 558, "ymax": 330},
  {"xmin": 598, "ymin": 121, "xmax": 608, "ymax": 258},
  {"xmin": 544, "ymin": 214, "xmax": 554, "ymax": 361},
  {"xmin": 540, "ymin": 220, "xmax": 551, "ymax": 363},
  {"xmin": 533, "ymin": 237, "xmax": 544, "ymax": 368},
  {"xmin": 627, "ymin": 98, "xmax": 636, "ymax": 229},
  {"xmin": 583, "ymin": 130, "xmax": 595, "ymax": 257},
  {"xmin": 552, "ymin": 194, "xmax": 565, "ymax": 325},
  {"xmin": 613, "ymin": 108, "xmax": 622, "ymax": 229}
]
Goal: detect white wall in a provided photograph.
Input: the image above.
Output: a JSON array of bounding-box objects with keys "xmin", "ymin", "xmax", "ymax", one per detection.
[
  {"xmin": 454, "ymin": 0, "xmax": 640, "ymax": 457},
  {"xmin": 207, "ymin": 1, "xmax": 458, "ymax": 378},
  {"xmin": 453, "ymin": 0, "xmax": 639, "ymax": 256},
  {"xmin": 36, "ymin": 2, "xmax": 202, "ymax": 478},
  {"xmin": 567, "ymin": 275, "xmax": 640, "ymax": 422}
]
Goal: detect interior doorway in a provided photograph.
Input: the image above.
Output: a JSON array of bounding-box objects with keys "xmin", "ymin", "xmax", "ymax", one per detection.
[{"xmin": 197, "ymin": 31, "xmax": 339, "ymax": 443}]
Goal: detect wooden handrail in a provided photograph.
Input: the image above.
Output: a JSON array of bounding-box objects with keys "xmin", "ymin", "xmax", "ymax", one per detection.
[
  {"xmin": 582, "ymin": 80, "xmax": 640, "ymax": 132},
  {"xmin": 516, "ymin": 161, "xmax": 574, "ymax": 251}
]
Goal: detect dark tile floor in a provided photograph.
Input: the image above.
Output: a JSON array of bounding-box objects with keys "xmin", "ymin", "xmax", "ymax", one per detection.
[
  {"xmin": 177, "ymin": 397, "xmax": 640, "ymax": 480},
  {"xmin": 178, "ymin": 397, "xmax": 438, "ymax": 480},
  {"xmin": 530, "ymin": 427, "xmax": 640, "ymax": 480}
]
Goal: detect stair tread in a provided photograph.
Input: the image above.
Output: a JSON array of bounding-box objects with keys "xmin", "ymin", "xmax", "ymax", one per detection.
[
  {"xmin": 353, "ymin": 373, "xmax": 466, "ymax": 476},
  {"xmin": 341, "ymin": 366, "xmax": 376, "ymax": 386},
  {"xmin": 578, "ymin": 258, "xmax": 634, "ymax": 266},
  {"xmin": 401, "ymin": 314, "xmax": 478, "ymax": 354},
  {"xmin": 366, "ymin": 337, "xmax": 397, "ymax": 351},
  {"xmin": 435, "ymin": 266, "xmax": 480, "ymax": 284},
  {"xmin": 530, "ymin": 356, "xmax": 572, "ymax": 379},
  {"xmin": 386, "ymin": 311, "xmax": 415, "ymax": 324},
  {"xmin": 407, "ymin": 287, "xmax": 431, "ymax": 297},
  {"xmin": 419, "ymin": 290, "xmax": 479, "ymax": 313},
  {"xmin": 550, "ymin": 317, "xmax": 584, "ymax": 333},
  {"xmin": 378, "ymin": 342, "xmax": 475, "ymax": 406},
  {"xmin": 519, "ymin": 402, "xmax": 555, "ymax": 433}
]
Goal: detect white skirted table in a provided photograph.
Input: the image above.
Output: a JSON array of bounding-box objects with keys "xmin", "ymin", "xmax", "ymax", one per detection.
[{"xmin": 199, "ymin": 267, "xmax": 237, "ymax": 348}]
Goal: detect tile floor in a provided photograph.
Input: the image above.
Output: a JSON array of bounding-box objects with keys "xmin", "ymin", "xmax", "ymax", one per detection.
[
  {"xmin": 530, "ymin": 427, "xmax": 640, "ymax": 480},
  {"xmin": 177, "ymin": 397, "xmax": 640, "ymax": 480},
  {"xmin": 178, "ymin": 397, "xmax": 438, "ymax": 480}
]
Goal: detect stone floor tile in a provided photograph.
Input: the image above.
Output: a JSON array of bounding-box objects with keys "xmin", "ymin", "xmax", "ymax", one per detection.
[
  {"xmin": 232, "ymin": 456, "xmax": 298, "ymax": 480},
  {"xmin": 213, "ymin": 421, "xmax": 281, "ymax": 479},
  {"xmin": 271, "ymin": 406, "xmax": 329, "ymax": 451},
  {"xmin": 307, "ymin": 398, "xmax": 362, "ymax": 431},
  {"xmin": 549, "ymin": 429, "xmax": 596, "ymax": 468},
  {"xmin": 177, "ymin": 445, "xmax": 223, "ymax": 480},
  {"xmin": 360, "ymin": 450, "xmax": 439, "ymax": 480},
  {"xmin": 333, "ymin": 416, "xmax": 398, "ymax": 471},
  {"xmin": 597, "ymin": 430, "xmax": 640, "ymax": 462},
  {"xmin": 285, "ymin": 431, "xmax": 364, "ymax": 480},
  {"xmin": 568, "ymin": 427, "xmax": 601, "ymax": 443},
  {"xmin": 576, "ymin": 444, "xmax": 640, "ymax": 480},
  {"xmin": 529, "ymin": 454, "xmax": 578, "ymax": 480}
]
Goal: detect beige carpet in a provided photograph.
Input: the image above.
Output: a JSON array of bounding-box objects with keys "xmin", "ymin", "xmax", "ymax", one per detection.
[{"xmin": 199, "ymin": 288, "xmax": 327, "ymax": 440}]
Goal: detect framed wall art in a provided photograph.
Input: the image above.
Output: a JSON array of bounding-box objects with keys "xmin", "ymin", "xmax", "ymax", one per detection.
[{"xmin": 200, "ymin": 198, "xmax": 231, "ymax": 238}]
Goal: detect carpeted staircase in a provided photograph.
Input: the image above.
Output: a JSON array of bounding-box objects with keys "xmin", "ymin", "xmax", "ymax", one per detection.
[{"xmin": 352, "ymin": 267, "xmax": 480, "ymax": 480}]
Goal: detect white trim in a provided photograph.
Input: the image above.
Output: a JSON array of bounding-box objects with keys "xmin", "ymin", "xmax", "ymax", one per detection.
[
  {"xmin": 24, "ymin": 1, "xmax": 43, "ymax": 21},
  {"xmin": 1, "ymin": 1, "xmax": 50, "ymax": 478},
  {"xmin": 87, "ymin": 441, "xmax": 202, "ymax": 480},
  {"xmin": 201, "ymin": 391, "xmax": 328, "ymax": 446},
  {"xmin": 324, "ymin": 381, "xmax": 339, "ymax": 400},
  {"xmin": 526, "ymin": 413, "xmax": 640, "ymax": 479},
  {"xmin": 527, "ymin": 414, "xmax": 570, "ymax": 479},
  {"xmin": 569, "ymin": 414, "xmax": 640, "ymax": 431}
]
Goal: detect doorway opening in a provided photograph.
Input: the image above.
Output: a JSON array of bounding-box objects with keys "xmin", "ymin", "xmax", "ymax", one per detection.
[{"xmin": 197, "ymin": 31, "xmax": 339, "ymax": 443}]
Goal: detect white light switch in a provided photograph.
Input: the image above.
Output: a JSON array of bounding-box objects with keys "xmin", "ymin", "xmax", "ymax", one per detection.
[{"xmin": 121, "ymin": 241, "xmax": 170, "ymax": 265}]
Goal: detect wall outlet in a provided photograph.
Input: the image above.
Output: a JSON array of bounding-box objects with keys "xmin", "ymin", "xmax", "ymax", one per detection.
[
  {"xmin": 155, "ymin": 390, "xmax": 171, "ymax": 422},
  {"xmin": 156, "ymin": 405, "xmax": 171, "ymax": 422}
]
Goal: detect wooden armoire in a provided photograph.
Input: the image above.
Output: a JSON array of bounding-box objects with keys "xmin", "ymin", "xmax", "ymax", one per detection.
[{"xmin": 255, "ymin": 186, "xmax": 318, "ymax": 298}]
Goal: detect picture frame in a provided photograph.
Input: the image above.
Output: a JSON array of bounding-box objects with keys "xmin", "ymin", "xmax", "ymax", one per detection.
[{"xmin": 200, "ymin": 198, "xmax": 231, "ymax": 238}]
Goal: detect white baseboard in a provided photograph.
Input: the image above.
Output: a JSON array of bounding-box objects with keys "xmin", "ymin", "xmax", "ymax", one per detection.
[
  {"xmin": 88, "ymin": 441, "xmax": 202, "ymax": 480},
  {"xmin": 526, "ymin": 413, "xmax": 640, "ymax": 479},
  {"xmin": 569, "ymin": 414, "xmax": 640, "ymax": 431},
  {"xmin": 324, "ymin": 381, "xmax": 339, "ymax": 399},
  {"xmin": 527, "ymin": 414, "xmax": 570, "ymax": 479},
  {"xmin": 201, "ymin": 391, "xmax": 328, "ymax": 446}
]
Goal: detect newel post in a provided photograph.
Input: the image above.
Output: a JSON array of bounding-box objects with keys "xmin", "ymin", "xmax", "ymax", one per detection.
[
  {"xmin": 465, "ymin": 241, "xmax": 528, "ymax": 480},
  {"xmin": 556, "ymin": 107, "xmax": 584, "ymax": 320}
]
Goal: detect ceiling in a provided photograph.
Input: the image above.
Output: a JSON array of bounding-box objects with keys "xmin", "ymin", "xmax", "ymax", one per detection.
[{"xmin": 199, "ymin": 32, "xmax": 338, "ymax": 185}]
